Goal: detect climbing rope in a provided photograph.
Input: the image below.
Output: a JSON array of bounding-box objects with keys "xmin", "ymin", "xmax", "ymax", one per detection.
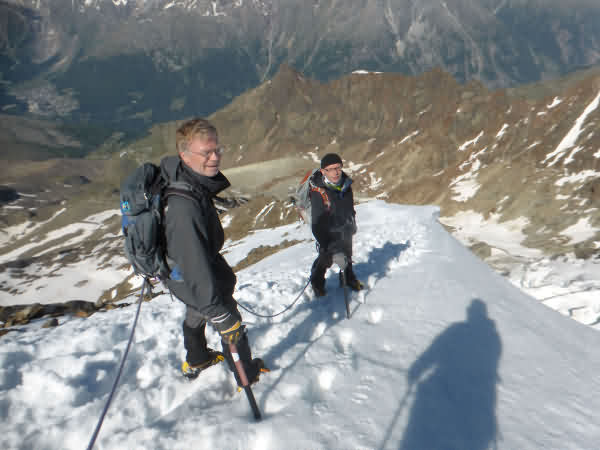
[
  {"xmin": 86, "ymin": 277, "xmax": 148, "ymax": 450},
  {"xmin": 234, "ymin": 276, "xmax": 311, "ymax": 319},
  {"xmin": 86, "ymin": 274, "xmax": 310, "ymax": 448}
]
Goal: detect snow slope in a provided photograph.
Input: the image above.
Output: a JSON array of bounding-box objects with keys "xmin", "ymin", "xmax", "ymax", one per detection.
[{"xmin": 1, "ymin": 201, "xmax": 599, "ymax": 449}]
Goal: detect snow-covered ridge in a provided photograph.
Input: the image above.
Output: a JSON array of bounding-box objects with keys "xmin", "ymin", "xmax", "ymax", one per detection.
[
  {"xmin": 2, "ymin": 200, "xmax": 599, "ymax": 326},
  {"xmin": 1, "ymin": 201, "xmax": 600, "ymax": 449}
]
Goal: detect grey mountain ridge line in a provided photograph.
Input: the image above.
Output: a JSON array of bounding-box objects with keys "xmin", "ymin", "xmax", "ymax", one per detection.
[{"xmin": 2, "ymin": 0, "xmax": 600, "ymax": 131}]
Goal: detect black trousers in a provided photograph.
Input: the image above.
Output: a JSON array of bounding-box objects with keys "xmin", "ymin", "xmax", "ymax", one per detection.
[
  {"xmin": 310, "ymin": 238, "xmax": 355, "ymax": 288},
  {"xmin": 182, "ymin": 298, "xmax": 253, "ymax": 374}
]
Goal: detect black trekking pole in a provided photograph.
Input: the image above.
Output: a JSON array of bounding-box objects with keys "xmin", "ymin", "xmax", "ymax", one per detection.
[
  {"xmin": 229, "ymin": 343, "xmax": 262, "ymax": 420},
  {"xmin": 333, "ymin": 252, "xmax": 351, "ymax": 319},
  {"xmin": 340, "ymin": 271, "xmax": 351, "ymax": 319}
]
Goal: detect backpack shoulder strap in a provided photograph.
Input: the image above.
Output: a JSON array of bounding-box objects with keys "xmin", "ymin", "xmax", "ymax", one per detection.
[
  {"xmin": 163, "ymin": 181, "xmax": 207, "ymax": 208},
  {"xmin": 310, "ymin": 184, "xmax": 331, "ymax": 211},
  {"xmin": 300, "ymin": 170, "xmax": 313, "ymax": 185}
]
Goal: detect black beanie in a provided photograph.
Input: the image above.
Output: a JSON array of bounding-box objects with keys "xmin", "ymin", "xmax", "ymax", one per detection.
[{"xmin": 320, "ymin": 153, "xmax": 343, "ymax": 169}]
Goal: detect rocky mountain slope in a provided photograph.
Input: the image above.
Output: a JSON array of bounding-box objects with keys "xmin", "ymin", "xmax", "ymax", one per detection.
[
  {"xmin": 117, "ymin": 62, "xmax": 600, "ymax": 264},
  {"xmin": 1, "ymin": 64, "xmax": 600, "ymax": 323},
  {"xmin": 2, "ymin": 0, "xmax": 600, "ymax": 132}
]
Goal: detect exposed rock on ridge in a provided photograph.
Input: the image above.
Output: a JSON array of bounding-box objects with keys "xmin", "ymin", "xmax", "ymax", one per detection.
[{"xmin": 211, "ymin": 64, "xmax": 600, "ymax": 259}]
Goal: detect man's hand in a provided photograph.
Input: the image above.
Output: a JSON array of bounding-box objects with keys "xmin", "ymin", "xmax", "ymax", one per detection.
[{"xmin": 211, "ymin": 313, "xmax": 244, "ymax": 344}]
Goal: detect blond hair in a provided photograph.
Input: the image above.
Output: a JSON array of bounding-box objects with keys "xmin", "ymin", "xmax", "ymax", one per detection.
[{"xmin": 176, "ymin": 118, "xmax": 218, "ymax": 154}]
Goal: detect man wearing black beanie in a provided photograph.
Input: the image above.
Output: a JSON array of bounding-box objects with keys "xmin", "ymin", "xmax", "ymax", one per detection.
[
  {"xmin": 320, "ymin": 152, "xmax": 343, "ymax": 169},
  {"xmin": 309, "ymin": 153, "xmax": 363, "ymax": 296}
]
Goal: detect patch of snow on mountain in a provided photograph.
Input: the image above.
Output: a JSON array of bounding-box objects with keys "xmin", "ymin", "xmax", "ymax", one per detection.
[
  {"xmin": 544, "ymin": 91, "xmax": 600, "ymax": 166},
  {"xmin": 560, "ymin": 216, "xmax": 597, "ymax": 244},
  {"xmin": 450, "ymin": 175, "xmax": 480, "ymax": 202},
  {"xmin": 440, "ymin": 210, "xmax": 540, "ymax": 258},
  {"xmin": 0, "ymin": 210, "xmax": 120, "ymax": 264},
  {"xmin": 547, "ymin": 97, "xmax": 563, "ymax": 108},
  {"xmin": 495, "ymin": 123, "xmax": 509, "ymax": 138},
  {"xmin": 399, "ymin": 130, "xmax": 419, "ymax": 144},
  {"xmin": 555, "ymin": 169, "xmax": 600, "ymax": 186},
  {"xmin": 458, "ymin": 131, "xmax": 484, "ymax": 151},
  {"xmin": 0, "ymin": 208, "xmax": 66, "ymax": 247}
]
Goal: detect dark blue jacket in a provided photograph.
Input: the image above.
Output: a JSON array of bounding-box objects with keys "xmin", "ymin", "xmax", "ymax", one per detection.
[{"xmin": 310, "ymin": 170, "xmax": 356, "ymax": 253}]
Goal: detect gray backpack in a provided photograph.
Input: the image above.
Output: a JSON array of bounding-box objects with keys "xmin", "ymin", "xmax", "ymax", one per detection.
[
  {"xmin": 290, "ymin": 168, "xmax": 330, "ymax": 225},
  {"xmin": 119, "ymin": 163, "xmax": 203, "ymax": 280}
]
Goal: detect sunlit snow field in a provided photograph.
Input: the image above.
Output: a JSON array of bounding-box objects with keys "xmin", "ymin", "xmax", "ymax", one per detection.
[{"xmin": 1, "ymin": 201, "xmax": 600, "ymax": 449}]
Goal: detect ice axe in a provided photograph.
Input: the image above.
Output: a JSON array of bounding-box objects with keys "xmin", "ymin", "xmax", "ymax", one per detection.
[
  {"xmin": 332, "ymin": 252, "xmax": 351, "ymax": 319},
  {"xmin": 229, "ymin": 343, "xmax": 262, "ymax": 420}
]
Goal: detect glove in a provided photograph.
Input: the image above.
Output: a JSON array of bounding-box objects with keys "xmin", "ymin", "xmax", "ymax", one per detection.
[{"xmin": 211, "ymin": 312, "xmax": 244, "ymax": 345}]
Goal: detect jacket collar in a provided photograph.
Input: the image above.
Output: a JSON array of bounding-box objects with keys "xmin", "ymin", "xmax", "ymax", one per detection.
[
  {"xmin": 314, "ymin": 170, "xmax": 352, "ymax": 193},
  {"xmin": 180, "ymin": 161, "xmax": 231, "ymax": 196},
  {"xmin": 161, "ymin": 155, "xmax": 231, "ymax": 196}
]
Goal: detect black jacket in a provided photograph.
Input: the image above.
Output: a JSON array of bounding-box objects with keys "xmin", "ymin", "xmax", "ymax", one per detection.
[
  {"xmin": 310, "ymin": 170, "xmax": 356, "ymax": 252},
  {"xmin": 160, "ymin": 156, "xmax": 236, "ymax": 319}
]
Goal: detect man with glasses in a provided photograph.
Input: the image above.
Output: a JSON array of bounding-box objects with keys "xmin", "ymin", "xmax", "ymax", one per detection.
[
  {"xmin": 160, "ymin": 118, "xmax": 263, "ymax": 385},
  {"xmin": 310, "ymin": 153, "xmax": 363, "ymax": 297}
]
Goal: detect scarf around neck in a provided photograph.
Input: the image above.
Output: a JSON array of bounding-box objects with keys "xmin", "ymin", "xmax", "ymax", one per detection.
[{"xmin": 323, "ymin": 174, "xmax": 343, "ymax": 191}]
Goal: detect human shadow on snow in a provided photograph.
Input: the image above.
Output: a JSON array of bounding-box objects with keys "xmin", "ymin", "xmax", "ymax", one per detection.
[
  {"xmin": 354, "ymin": 241, "xmax": 411, "ymax": 287},
  {"xmin": 381, "ymin": 299, "xmax": 502, "ymax": 450},
  {"xmin": 254, "ymin": 240, "xmax": 412, "ymax": 415},
  {"xmin": 349, "ymin": 240, "xmax": 411, "ymax": 314}
]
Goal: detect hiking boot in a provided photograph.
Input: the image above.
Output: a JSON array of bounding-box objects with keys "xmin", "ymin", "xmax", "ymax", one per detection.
[
  {"xmin": 347, "ymin": 278, "xmax": 364, "ymax": 292},
  {"xmin": 247, "ymin": 358, "xmax": 265, "ymax": 386},
  {"xmin": 339, "ymin": 272, "xmax": 364, "ymax": 291},
  {"xmin": 181, "ymin": 349, "xmax": 225, "ymax": 379}
]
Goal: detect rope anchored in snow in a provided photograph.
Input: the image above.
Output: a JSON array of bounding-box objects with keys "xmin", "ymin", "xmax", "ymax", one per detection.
[{"xmin": 86, "ymin": 277, "xmax": 148, "ymax": 450}]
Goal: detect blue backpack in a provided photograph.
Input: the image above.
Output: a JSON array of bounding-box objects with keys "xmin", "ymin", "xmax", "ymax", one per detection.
[{"xmin": 119, "ymin": 163, "xmax": 203, "ymax": 280}]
